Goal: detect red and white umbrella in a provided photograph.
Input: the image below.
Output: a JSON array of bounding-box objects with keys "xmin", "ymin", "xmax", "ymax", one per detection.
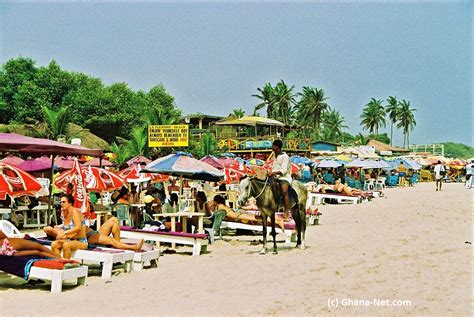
[
  {"xmin": 82, "ymin": 166, "xmax": 124, "ymax": 192},
  {"xmin": 263, "ymin": 159, "xmax": 300, "ymax": 175},
  {"xmin": 0, "ymin": 162, "xmax": 43, "ymax": 200},
  {"xmin": 116, "ymin": 165, "xmax": 168, "ymax": 183}
]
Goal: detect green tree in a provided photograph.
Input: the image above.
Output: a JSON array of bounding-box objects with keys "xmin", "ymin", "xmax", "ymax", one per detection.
[
  {"xmin": 385, "ymin": 96, "xmax": 400, "ymax": 146},
  {"xmin": 232, "ymin": 108, "xmax": 245, "ymax": 118},
  {"xmin": 321, "ymin": 109, "xmax": 348, "ymax": 142},
  {"xmin": 110, "ymin": 142, "xmax": 131, "ymax": 165},
  {"xmin": 253, "ymin": 83, "xmax": 275, "ymax": 118},
  {"xmin": 199, "ymin": 131, "xmax": 219, "ymax": 157},
  {"xmin": 272, "ymin": 80, "xmax": 296, "ymax": 125},
  {"xmin": 396, "ymin": 99, "xmax": 417, "ymax": 148},
  {"xmin": 41, "ymin": 105, "xmax": 71, "ymax": 139},
  {"xmin": 296, "ymin": 87, "xmax": 330, "ymax": 138},
  {"xmin": 126, "ymin": 126, "xmax": 148, "ymax": 156},
  {"xmin": 360, "ymin": 98, "xmax": 386, "ymax": 135}
]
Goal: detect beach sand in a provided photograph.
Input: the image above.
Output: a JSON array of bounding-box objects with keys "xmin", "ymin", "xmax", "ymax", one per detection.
[{"xmin": 0, "ymin": 182, "xmax": 472, "ymax": 316}]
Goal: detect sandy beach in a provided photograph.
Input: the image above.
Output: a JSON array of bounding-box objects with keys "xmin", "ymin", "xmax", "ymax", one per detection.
[{"xmin": 0, "ymin": 182, "xmax": 472, "ymax": 316}]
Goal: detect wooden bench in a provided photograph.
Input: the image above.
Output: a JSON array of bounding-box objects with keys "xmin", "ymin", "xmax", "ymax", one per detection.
[{"xmin": 120, "ymin": 227, "xmax": 208, "ymax": 256}]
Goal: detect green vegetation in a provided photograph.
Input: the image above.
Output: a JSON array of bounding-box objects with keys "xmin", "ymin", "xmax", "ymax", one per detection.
[{"xmin": 443, "ymin": 142, "xmax": 474, "ymax": 159}]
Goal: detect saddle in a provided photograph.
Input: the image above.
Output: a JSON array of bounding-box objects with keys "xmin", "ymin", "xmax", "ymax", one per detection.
[{"xmin": 268, "ymin": 177, "xmax": 298, "ymax": 208}]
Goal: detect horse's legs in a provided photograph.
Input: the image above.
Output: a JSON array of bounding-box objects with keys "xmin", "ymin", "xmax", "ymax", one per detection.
[
  {"xmin": 270, "ymin": 212, "xmax": 277, "ymax": 254},
  {"xmin": 260, "ymin": 216, "xmax": 267, "ymax": 255},
  {"xmin": 299, "ymin": 203, "xmax": 307, "ymax": 249},
  {"xmin": 292, "ymin": 206, "xmax": 302, "ymax": 248}
]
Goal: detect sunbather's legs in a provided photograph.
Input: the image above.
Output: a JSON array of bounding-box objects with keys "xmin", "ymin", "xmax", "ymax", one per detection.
[
  {"xmin": 9, "ymin": 238, "xmax": 60, "ymax": 258},
  {"xmin": 96, "ymin": 235, "xmax": 144, "ymax": 251},
  {"xmin": 43, "ymin": 226, "xmax": 61, "ymax": 239},
  {"xmin": 62, "ymin": 240, "xmax": 87, "ymax": 259},
  {"xmin": 99, "ymin": 217, "xmax": 120, "ymax": 240}
]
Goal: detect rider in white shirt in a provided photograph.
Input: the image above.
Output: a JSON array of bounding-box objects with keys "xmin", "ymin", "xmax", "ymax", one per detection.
[{"xmin": 267, "ymin": 140, "xmax": 291, "ymax": 219}]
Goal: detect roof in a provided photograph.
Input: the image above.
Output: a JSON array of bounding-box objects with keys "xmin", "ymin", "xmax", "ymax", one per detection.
[
  {"xmin": 367, "ymin": 139, "xmax": 410, "ymax": 153},
  {"xmin": 341, "ymin": 146, "xmax": 380, "ymax": 158},
  {"xmin": 0, "ymin": 133, "xmax": 103, "ymax": 156},
  {"xmin": 215, "ymin": 116, "xmax": 284, "ymax": 127}
]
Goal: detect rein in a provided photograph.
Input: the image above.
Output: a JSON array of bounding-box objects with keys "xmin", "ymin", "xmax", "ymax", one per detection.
[{"xmin": 250, "ymin": 177, "xmax": 269, "ymax": 200}]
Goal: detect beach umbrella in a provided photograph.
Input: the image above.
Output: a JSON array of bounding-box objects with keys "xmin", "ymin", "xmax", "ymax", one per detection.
[
  {"xmin": 0, "ymin": 162, "xmax": 43, "ymax": 200},
  {"xmin": 200, "ymin": 155, "xmax": 225, "ymax": 170},
  {"xmin": 54, "ymin": 156, "xmax": 77, "ymax": 170},
  {"xmin": 55, "ymin": 163, "xmax": 124, "ymax": 193},
  {"xmin": 117, "ymin": 165, "xmax": 169, "ymax": 183},
  {"xmin": 83, "ymin": 157, "xmax": 114, "ymax": 167},
  {"xmin": 334, "ymin": 154, "xmax": 352, "ymax": 162},
  {"xmin": 17, "ymin": 158, "xmax": 51, "ymax": 172},
  {"xmin": 127, "ymin": 155, "xmax": 151, "ymax": 166},
  {"xmin": 316, "ymin": 159, "xmax": 342, "ymax": 168},
  {"xmin": 345, "ymin": 159, "xmax": 378, "ymax": 169},
  {"xmin": 1, "ymin": 155, "xmax": 25, "ymax": 166},
  {"xmin": 246, "ymin": 158, "xmax": 265, "ymax": 166},
  {"xmin": 290, "ymin": 156, "xmax": 314, "ymax": 166},
  {"xmin": 218, "ymin": 157, "xmax": 239, "ymax": 167},
  {"xmin": 142, "ymin": 152, "xmax": 224, "ymax": 182},
  {"xmin": 224, "ymin": 166, "xmax": 247, "ymax": 184},
  {"xmin": 375, "ymin": 160, "xmax": 392, "ymax": 169},
  {"xmin": 263, "ymin": 159, "xmax": 300, "ymax": 174}
]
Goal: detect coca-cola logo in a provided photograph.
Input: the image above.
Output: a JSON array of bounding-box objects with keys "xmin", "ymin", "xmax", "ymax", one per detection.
[{"xmin": 1, "ymin": 167, "xmax": 24, "ymax": 191}]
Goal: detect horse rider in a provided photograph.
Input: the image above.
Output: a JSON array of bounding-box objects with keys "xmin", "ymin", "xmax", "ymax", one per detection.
[{"xmin": 267, "ymin": 139, "xmax": 292, "ymax": 220}]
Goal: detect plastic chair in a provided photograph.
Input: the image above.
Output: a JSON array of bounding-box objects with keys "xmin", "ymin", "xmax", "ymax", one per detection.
[
  {"xmin": 375, "ymin": 177, "xmax": 386, "ymax": 190},
  {"xmin": 110, "ymin": 204, "xmax": 132, "ymax": 226},
  {"xmin": 204, "ymin": 210, "xmax": 227, "ymax": 244}
]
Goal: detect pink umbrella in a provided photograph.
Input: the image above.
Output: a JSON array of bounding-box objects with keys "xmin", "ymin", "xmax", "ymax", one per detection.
[
  {"xmin": 127, "ymin": 155, "xmax": 151, "ymax": 166},
  {"xmin": 83, "ymin": 157, "xmax": 114, "ymax": 167},
  {"xmin": 18, "ymin": 159, "xmax": 51, "ymax": 172},
  {"xmin": 218, "ymin": 157, "xmax": 239, "ymax": 167},
  {"xmin": 1, "ymin": 155, "xmax": 25, "ymax": 166},
  {"xmin": 35, "ymin": 156, "xmax": 53, "ymax": 166},
  {"xmin": 55, "ymin": 156, "xmax": 77, "ymax": 170},
  {"xmin": 200, "ymin": 155, "xmax": 225, "ymax": 170}
]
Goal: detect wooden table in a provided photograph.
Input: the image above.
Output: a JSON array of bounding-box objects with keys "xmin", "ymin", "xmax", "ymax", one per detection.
[
  {"xmin": 94, "ymin": 210, "xmax": 110, "ymax": 229},
  {"xmin": 153, "ymin": 212, "xmax": 205, "ymax": 248},
  {"xmin": 14, "ymin": 205, "xmax": 50, "ymax": 228}
]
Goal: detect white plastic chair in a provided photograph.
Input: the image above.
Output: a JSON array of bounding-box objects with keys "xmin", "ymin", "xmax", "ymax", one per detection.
[
  {"xmin": 0, "ymin": 220, "xmax": 25, "ymax": 238},
  {"xmin": 375, "ymin": 177, "xmax": 386, "ymax": 190}
]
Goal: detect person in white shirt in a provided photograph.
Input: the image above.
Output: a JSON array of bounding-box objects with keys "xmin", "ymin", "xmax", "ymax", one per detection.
[
  {"xmin": 433, "ymin": 160, "xmax": 445, "ymax": 191},
  {"xmin": 465, "ymin": 160, "xmax": 472, "ymax": 189},
  {"xmin": 267, "ymin": 140, "xmax": 291, "ymax": 219}
]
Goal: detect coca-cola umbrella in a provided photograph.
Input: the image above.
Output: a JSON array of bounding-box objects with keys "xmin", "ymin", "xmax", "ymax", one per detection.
[
  {"xmin": 116, "ymin": 165, "xmax": 169, "ymax": 183},
  {"xmin": 264, "ymin": 159, "xmax": 300, "ymax": 174},
  {"xmin": 0, "ymin": 162, "xmax": 43, "ymax": 200},
  {"xmin": 224, "ymin": 166, "xmax": 247, "ymax": 184}
]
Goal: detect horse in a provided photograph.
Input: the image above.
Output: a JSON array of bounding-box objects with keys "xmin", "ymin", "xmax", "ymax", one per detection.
[{"xmin": 237, "ymin": 176, "xmax": 307, "ymax": 254}]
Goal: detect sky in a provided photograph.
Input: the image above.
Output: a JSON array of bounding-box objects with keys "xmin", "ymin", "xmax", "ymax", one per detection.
[{"xmin": 0, "ymin": 1, "xmax": 472, "ymax": 147}]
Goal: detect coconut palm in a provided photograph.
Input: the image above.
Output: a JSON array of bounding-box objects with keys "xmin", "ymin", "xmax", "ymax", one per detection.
[
  {"xmin": 360, "ymin": 98, "xmax": 386, "ymax": 136},
  {"xmin": 146, "ymin": 106, "xmax": 182, "ymax": 126},
  {"xmin": 41, "ymin": 105, "xmax": 70, "ymax": 139},
  {"xmin": 385, "ymin": 96, "xmax": 399, "ymax": 146},
  {"xmin": 199, "ymin": 131, "xmax": 219, "ymax": 157},
  {"xmin": 110, "ymin": 142, "xmax": 131, "ymax": 165},
  {"xmin": 232, "ymin": 108, "xmax": 245, "ymax": 119},
  {"xmin": 296, "ymin": 87, "xmax": 330, "ymax": 138},
  {"xmin": 252, "ymin": 83, "xmax": 275, "ymax": 118},
  {"xmin": 272, "ymin": 80, "xmax": 296, "ymax": 125},
  {"xmin": 126, "ymin": 126, "xmax": 148, "ymax": 156},
  {"xmin": 396, "ymin": 99, "xmax": 417, "ymax": 148},
  {"xmin": 321, "ymin": 109, "xmax": 348, "ymax": 142}
]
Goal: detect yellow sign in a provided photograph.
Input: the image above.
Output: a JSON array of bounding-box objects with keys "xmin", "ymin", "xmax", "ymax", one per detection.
[{"xmin": 148, "ymin": 125, "xmax": 189, "ymax": 147}]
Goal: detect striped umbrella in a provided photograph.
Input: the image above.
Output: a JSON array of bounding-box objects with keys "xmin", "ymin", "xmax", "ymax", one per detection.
[{"xmin": 0, "ymin": 162, "xmax": 43, "ymax": 200}]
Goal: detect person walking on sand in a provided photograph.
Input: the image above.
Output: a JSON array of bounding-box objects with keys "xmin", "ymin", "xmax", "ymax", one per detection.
[
  {"xmin": 465, "ymin": 160, "xmax": 472, "ymax": 189},
  {"xmin": 434, "ymin": 160, "xmax": 445, "ymax": 191}
]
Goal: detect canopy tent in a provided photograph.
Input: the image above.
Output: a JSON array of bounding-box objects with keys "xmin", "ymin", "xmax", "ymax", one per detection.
[
  {"xmin": 142, "ymin": 152, "xmax": 224, "ymax": 182},
  {"xmin": 17, "ymin": 159, "xmax": 51, "ymax": 172},
  {"xmin": 215, "ymin": 116, "xmax": 284, "ymax": 127},
  {"xmin": 54, "ymin": 156, "xmax": 77, "ymax": 170},
  {"xmin": 0, "ymin": 133, "xmax": 102, "ymax": 156},
  {"xmin": 0, "ymin": 162, "xmax": 43, "ymax": 200}
]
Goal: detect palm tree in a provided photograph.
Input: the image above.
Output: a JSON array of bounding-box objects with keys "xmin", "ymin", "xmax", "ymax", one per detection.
[
  {"xmin": 272, "ymin": 80, "xmax": 296, "ymax": 125},
  {"xmin": 321, "ymin": 109, "xmax": 348, "ymax": 142},
  {"xmin": 146, "ymin": 106, "xmax": 181, "ymax": 126},
  {"xmin": 385, "ymin": 96, "xmax": 399, "ymax": 146},
  {"xmin": 360, "ymin": 98, "xmax": 386, "ymax": 136},
  {"xmin": 199, "ymin": 131, "xmax": 219, "ymax": 157},
  {"xmin": 232, "ymin": 108, "xmax": 245, "ymax": 118},
  {"xmin": 296, "ymin": 87, "xmax": 330, "ymax": 138},
  {"xmin": 41, "ymin": 105, "xmax": 70, "ymax": 139},
  {"xmin": 252, "ymin": 83, "xmax": 275, "ymax": 118},
  {"xmin": 396, "ymin": 99, "xmax": 417, "ymax": 148},
  {"xmin": 126, "ymin": 126, "xmax": 148, "ymax": 156},
  {"xmin": 352, "ymin": 133, "xmax": 368, "ymax": 145},
  {"xmin": 110, "ymin": 142, "xmax": 131, "ymax": 165}
]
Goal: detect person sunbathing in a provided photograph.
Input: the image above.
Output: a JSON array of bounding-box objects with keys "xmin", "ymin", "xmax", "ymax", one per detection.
[
  {"xmin": 0, "ymin": 230, "xmax": 60, "ymax": 258},
  {"xmin": 49, "ymin": 194, "xmax": 89, "ymax": 259},
  {"xmin": 212, "ymin": 195, "xmax": 286, "ymax": 232},
  {"xmin": 45, "ymin": 217, "xmax": 144, "ymax": 251}
]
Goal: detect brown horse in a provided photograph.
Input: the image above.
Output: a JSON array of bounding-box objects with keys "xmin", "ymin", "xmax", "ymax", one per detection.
[{"xmin": 237, "ymin": 176, "xmax": 307, "ymax": 254}]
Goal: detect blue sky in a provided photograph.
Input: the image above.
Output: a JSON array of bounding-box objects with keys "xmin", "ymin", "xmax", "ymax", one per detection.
[{"xmin": 1, "ymin": 1, "xmax": 472, "ymax": 146}]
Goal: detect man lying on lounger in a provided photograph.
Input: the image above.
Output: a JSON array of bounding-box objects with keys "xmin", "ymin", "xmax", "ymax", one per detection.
[
  {"xmin": 44, "ymin": 217, "xmax": 143, "ymax": 252},
  {"xmin": 316, "ymin": 180, "xmax": 376, "ymax": 198}
]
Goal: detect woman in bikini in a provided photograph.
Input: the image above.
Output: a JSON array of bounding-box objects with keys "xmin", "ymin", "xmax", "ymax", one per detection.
[
  {"xmin": 0, "ymin": 230, "xmax": 60, "ymax": 258},
  {"xmin": 50, "ymin": 194, "xmax": 88, "ymax": 259}
]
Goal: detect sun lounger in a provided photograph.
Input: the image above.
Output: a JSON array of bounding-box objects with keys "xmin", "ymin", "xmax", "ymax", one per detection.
[
  {"xmin": 308, "ymin": 192, "xmax": 361, "ymax": 205},
  {"xmin": 0, "ymin": 255, "xmax": 88, "ymax": 293},
  {"xmin": 120, "ymin": 226, "xmax": 209, "ymax": 256},
  {"xmin": 220, "ymin": 218, "xmax": 296, "ymax": 243}
]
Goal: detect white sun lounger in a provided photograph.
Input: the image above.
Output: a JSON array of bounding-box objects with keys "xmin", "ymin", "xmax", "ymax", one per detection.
[
  {"xmin": 307, "ymin": 192, "xmax": 361, "ymax": 205},
  {"xmin": 29, "ymin": 265, "xmax": 88, "ymax": 293},
  {"xmin": 69, "ymin": 248, "xmax": 134, "ymax": 279}
]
